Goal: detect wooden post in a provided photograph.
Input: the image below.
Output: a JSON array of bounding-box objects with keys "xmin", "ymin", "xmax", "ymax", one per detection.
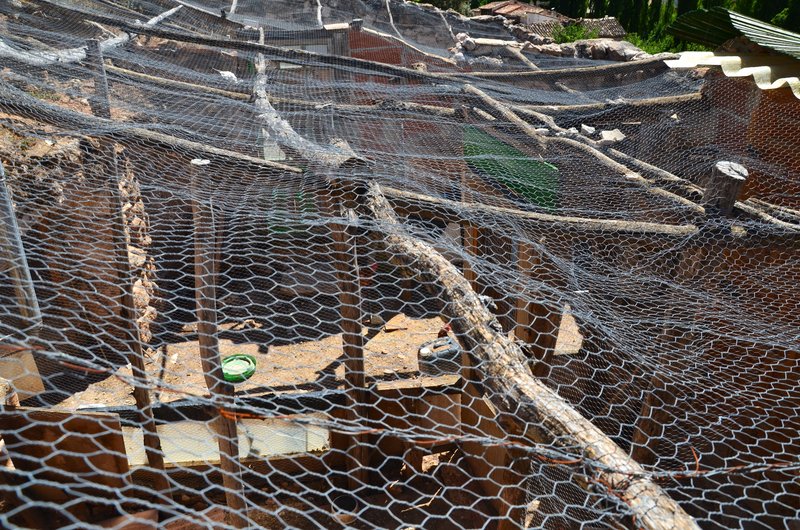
[
  {"xmin": 85, "ymin": 38, "xmax": 171, "ymax": 496},
  {"xmin": 515, "ymin": 241, "xmax": 563, "ymax": 379},
  {"xmin": 0, "ymin": 164, "xmax": 40, "ymax": 334},
  {"xmin": 702, "ymin": 161, "xmax": 747, "ymax": 217},
  {"xmin": 190, "ymin": 174, "xmax": 248, "ymax": 527},
  {"xmin": 329, "ymin": 205, "xmax": 369, "ymax": 490}
]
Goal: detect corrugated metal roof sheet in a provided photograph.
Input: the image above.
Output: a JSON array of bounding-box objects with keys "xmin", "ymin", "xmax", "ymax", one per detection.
[
  {"xmin": 666, "ymin": 51, "xmax": 800, "ymax": 98},
  {"xmin": 669, "ymin": 7, "xmax": 800, "ymax": 60}
]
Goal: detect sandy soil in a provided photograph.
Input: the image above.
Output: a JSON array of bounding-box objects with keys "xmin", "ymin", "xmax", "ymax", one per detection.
[{"xmin": 56, "ymin": 313, "xmax": 447, "ymax": 409}]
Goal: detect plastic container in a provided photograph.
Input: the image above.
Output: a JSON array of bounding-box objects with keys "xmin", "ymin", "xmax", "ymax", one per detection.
[
  {"xmin": 418, "ymin": 336, "xmax": 461, "ymax": 376},
  {"xmin": 221, "ymin": 354, "xmax": 257, "ymax": 383}
]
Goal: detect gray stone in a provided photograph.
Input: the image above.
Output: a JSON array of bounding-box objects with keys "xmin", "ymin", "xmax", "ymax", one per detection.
[{"xmin": 598, "ymin": 129, "xmax": 626, "ymax": 145}]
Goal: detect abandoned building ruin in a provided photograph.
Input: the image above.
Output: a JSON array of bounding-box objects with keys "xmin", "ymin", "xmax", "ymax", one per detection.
[{"xmin": 0, "ymin": 0, "xmax": 798, "ymax": 528}]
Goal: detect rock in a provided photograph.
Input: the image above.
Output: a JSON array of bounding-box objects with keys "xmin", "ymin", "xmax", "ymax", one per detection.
[
  {"xmin": 132, "ymin": 279, "xmax": 150, "ymax": 308},
  {"xmin": 528, "ymin": 33, "xmax": 552, "ymax": 45},
  {"xmin": 581, "ymin": 124, "xmax": 596, "ymax": 136},
  {"xmin": 598, "ymin": 129, "xmax": 626, "ymax": 145},
  {"xmin": 604, "ymin": 39, "xmax": 648, "ymax": 61},
  {"xmin": 468, "ymin": 15, "xmax": 505, "ymax": 23},
  {"xmin": 558, "ymin": 43, "xmax": 578, "ymax": 57},
  {"xmin": 524, "ymin": 43, "xmax": 564, "ymax": 57},
  {"xmin": 469, "ymin": 55, "xmax": 505, "ymax": 69},
  {"xmin": 127, "ymin": 245, "xmax": 146, "ymax": 268},
  {"xmin": 461, "ymin": 37, "xmax": 477, "ymax": 51}
]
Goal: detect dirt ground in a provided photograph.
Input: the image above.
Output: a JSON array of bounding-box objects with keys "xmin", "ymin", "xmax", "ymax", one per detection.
[{"xmin": 56, "ymin": 313, "xmax": 448, "ymax": 409}]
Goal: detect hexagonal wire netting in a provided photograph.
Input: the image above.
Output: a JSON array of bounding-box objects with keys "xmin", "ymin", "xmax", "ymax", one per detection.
[{"xmin": 0, "ymin": 1, "xmax": 797, "ymax": 529}]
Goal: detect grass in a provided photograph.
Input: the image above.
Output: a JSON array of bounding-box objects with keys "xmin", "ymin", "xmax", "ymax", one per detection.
[
  {"xmin": 625, "ymin": 33, "xmax": 712, "ymax": 54},
  {"xmin": 552, "ymin": 25, "xmax": 600, "ymax": 44},
  {"xmin": 28, "ymin": 87, "xmax": 60, "ymax": 102}
]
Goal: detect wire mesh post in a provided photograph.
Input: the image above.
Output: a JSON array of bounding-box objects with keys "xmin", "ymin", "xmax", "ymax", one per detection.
[
  {"xmin": 703, "ymin": 161, "xmax": 748, "ymax": 217},
  {"xmin": 190, "ymin": 180, "xmax": 248, "ymax": 528},
  {"xmin": 330, "ymin": 205, "xmax": 369, "ymax": 490}
]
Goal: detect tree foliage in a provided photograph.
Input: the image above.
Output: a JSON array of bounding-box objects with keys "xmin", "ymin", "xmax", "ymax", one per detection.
[{"xmin": 544, "ymin": 0, "xmax": 800, "ymax": 38}]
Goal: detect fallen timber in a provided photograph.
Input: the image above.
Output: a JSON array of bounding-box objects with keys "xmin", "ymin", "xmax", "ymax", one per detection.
[
  {"xmin": 382, "ymin": 186, "xmax": 699, "ymax": 236},
  {"xmin": 361, "ymin": 181, "xmax": 701, "ymax": 530},
  {"xmin": 0, "ymin": 81, "xmax": 300, "ymax": 178},
  {"xmin": 0, "ymin": 6, "xmax": 183, "ymax": 66}
]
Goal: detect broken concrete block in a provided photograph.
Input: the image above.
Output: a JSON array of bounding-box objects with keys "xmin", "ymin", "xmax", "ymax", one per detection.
[{"xmin": 598, "ymin": 129, "xmax": 626, "ymax": 145}]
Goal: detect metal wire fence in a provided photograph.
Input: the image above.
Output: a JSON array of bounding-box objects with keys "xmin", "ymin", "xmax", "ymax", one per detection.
[{"xmin": 0, "ymin": 1, "xmax": 798, "ymax": 529}]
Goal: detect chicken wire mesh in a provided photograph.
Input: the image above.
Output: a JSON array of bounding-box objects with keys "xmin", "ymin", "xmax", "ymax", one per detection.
[{"xmin": 0, "ymin": 0, "xmax": 798, "ymax": 529}]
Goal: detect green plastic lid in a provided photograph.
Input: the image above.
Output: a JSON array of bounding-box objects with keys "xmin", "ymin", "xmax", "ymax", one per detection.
[{"xmin": 221, "ymin": 354, "xmax": 257, "ymax": 383}]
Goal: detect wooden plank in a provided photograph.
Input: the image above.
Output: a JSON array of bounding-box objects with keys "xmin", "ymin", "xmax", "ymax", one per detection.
[
  {"xmin": 460, "ymin": 354, "xmax": 528, "ymax": 530},
  {"xmin": 0, "ymin": 407, "xmax": 131, "ymax": 527},
  {"xmin": 515, "ymin": 241, "xmax": 563, "ymax": 379},
  {"xmin": 461, "ymin": 223, "xmax": 481, "ymax": 291},
  {"xmin": 0, "ymin": 346, "xmax": 44, "ymax": 400}
]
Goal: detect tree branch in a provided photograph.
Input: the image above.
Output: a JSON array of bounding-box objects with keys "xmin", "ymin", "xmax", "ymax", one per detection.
[{"xmin": 361, "ymin": 181, "xmax": 700, "ymax": 530}]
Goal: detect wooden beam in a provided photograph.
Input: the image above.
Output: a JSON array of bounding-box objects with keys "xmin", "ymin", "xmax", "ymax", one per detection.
[
  {"xmin": 460, "ymin": 357, "xmax": 529, "ymax": 530},
  {"xmin": 448, "ymin": 55, "xmax": 677, "ymax": 81},
  {"xmin": 383, "ymin": 186, "xmax": 699, "ymax": 236},
  {"xmin": 84, "ymin": 39, "xmax": 170, "ymax": 496},
  {"xmin": 515, "ymin": 241, "xmax": 563, "ymax": 379},
  {"xmin": 190, "ymin": 174, "xmax": 247, "ymax": 528},
  {"xmin": 103, "ymin": 63, "xmax": 458, "ymax": 118},
  {"xmin": 361, "ymin": 181, "xmax": 701, "ymax": 530},
  {"xmin": 464, "ymin": 93, "xmax": 706, "ymax": 216},
  {"xmin": 703, "ymin": 161, "xmax": 747, "ymax": 218},
  {"xmin": 329, "ymin": 209, "xmax": 369, "ymax": 490},
  {"xmin": 464, "ymin": 84, "xmax": 546, "ymax": 152},
  {"xmin": 519, "ymin": 92, "xmax": 703, "ymax": 115}
]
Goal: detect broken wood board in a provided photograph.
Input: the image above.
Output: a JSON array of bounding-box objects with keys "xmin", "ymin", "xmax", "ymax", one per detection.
[
  {"xmin": 0, "ymin": 407, "xmax": 131, "ymax": 526},
  {"xmin": 0, "ymin": 347, "xmax": 44, "ymax": 400}
]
